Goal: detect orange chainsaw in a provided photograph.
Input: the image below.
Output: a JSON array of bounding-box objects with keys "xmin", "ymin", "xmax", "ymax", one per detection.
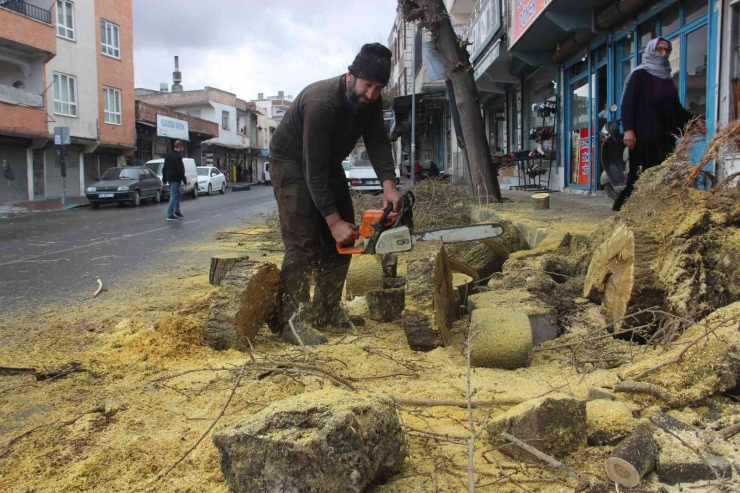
[{"xmin": 337, "ymin": 191, "xmax": 504, "ymax": 255}]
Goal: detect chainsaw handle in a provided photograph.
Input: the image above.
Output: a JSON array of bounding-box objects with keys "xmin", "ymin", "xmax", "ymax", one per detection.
[{"xmin": 336, "ymin": 243, "xmax": 363, "ymax": 255}]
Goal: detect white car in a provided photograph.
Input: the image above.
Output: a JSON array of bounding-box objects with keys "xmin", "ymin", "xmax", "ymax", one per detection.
[
  {"xmin": 145, "ymin": 158, "xmax": 199, "ymax": 199},
  {"xmin": 196, "ymin": 166, "xmax": 227, "ymax": 195}
]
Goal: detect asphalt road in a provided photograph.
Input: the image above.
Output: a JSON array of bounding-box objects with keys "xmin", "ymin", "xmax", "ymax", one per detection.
[{"xmin": 0, "ymin": 185, "xmax": 277, "ymax": 310}]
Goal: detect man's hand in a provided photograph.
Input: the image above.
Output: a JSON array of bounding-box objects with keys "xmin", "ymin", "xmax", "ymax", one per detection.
[
  {"xmin": 382, "ymin": 180, "xmax": 402, "ymax": 213},
  {"xmin": 325, "ymin": 213, "xmax": 359, "ymax": 245},
  {"xmin": 623, "ymin": 130, "xmax": 636, "ymax": 150}
]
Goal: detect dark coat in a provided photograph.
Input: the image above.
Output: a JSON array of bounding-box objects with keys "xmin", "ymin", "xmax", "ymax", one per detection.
[
  {"xmin": 162, "ymin": 151, "xmax": 186, "ymax": 185},
  {"xmin": 621, "ymin": 69, "xmax": 692, "ymax": 139}
]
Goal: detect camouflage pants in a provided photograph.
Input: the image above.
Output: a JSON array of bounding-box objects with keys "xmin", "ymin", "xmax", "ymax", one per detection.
[{"xmin": 271, "ymin": 160, "xmax": 354, "ymax": 329}]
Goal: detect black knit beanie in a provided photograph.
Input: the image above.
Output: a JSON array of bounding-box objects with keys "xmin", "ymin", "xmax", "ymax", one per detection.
[{"xmin": 348, "ymin": 43, "xmax": 392, "ymax": 85}]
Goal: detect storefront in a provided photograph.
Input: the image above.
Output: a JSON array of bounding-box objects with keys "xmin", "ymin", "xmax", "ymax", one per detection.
[
  {"xmin": 562, "ymin": 0, "xmax": 714, "ymax": 191},
  {"xmin": 505, "ymin": 0, "xmax": 718, "ymax": 192},
  {"xmin": 134, "ymin": 101, "xmax": 218, "ymax": 166}
]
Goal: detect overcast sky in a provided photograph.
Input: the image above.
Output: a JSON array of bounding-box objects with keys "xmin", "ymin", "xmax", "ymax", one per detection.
[{"xmin": 132, "ymin": 0, "xmax": 399, "ymax": 101}]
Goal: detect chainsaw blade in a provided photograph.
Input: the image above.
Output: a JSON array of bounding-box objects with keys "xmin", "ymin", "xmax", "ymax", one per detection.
[{"xmin": 412, "ymin": 223, "xmax": 504, "ymax": 244}]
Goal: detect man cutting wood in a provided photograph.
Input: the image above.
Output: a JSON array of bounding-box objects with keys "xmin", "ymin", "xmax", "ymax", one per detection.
[{"xmin": 269, "ymin": 43, "xmax": 402, "ymax": 346}]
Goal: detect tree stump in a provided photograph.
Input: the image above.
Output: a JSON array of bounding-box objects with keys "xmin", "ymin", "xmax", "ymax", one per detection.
[
  {"xmin": 345, "ymin": 255, "xmax": 385, "ymax": 300},
  {"xmin": 209, "ymin": 254, "xmax": 250, "ymax": 286},
  {"xmin": 604, "ymin": 423, "xmax": 658, "ymax": 488},
  {"xmin": 583, "ymin": 223, "xmax": 662, "ymax": 321},
  {"xmin": 402, "ymin": 241, "xmax": 455, "ymax": 351},
  {"xmin": 206, "ymin": 260, "xmax": 280, "ymax": 350},
  {"xmin": 532, "ymin": 193, "xmax": 550, "ymax": 210},
  {"xmin": 366, "ymin": 288, "xmax": 405, "ymax": 322}
]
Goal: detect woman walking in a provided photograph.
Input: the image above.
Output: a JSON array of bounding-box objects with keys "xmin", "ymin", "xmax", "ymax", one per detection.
[{"xmin": 613, "ymin": 37, "xmax": 696, "ymax": 211}]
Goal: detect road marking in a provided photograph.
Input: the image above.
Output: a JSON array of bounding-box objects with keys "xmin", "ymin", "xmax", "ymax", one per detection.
[
  {"xmin": 0, "ymin": 225, "xmax": 170, "ymax": 266},
  {"xmin": 211, "ymin": 214, "xmax": 223, "ymax": 218},
  {"xmin": 183, "ymin": 219, "xmax": 201, "ymax": 224}
]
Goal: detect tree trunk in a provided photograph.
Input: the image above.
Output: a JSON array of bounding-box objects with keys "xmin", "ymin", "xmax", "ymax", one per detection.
[
  {"xmin": 206, "ymin": 260, "xmax": 280, "ymax": 350},
  {"xmin": 345, "ymin": 255, "xmax": 386, "ymax": 300},
  {"xmin": 399, "ymin": 0, "xmax": 502, "ymax": 201},
  {"xmin": 583, "ymin": 223, "xmax": 663, "ymax": 322},
  {"xmin": 403, "ymin": 241, "xmax": 455, "ymax": 351},
  {"xmin": 209, "ymin": 254, "xmax": 250, "ymax": 286}
]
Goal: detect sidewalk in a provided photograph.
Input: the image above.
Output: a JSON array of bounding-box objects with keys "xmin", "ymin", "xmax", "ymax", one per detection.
[
  {"xmin": 0, "ymin": 196, "xmax": 89, "ymax": 215},
  {"xmin": 229, "ymin": 180, "xmax": 265, "ymax": 191}
]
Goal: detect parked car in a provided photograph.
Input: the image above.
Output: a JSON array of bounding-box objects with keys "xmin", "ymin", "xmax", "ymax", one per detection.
[
  {"xmin": 86, "ymin": 166, "xmax": 162, "ymax": 209},
  {"xmin": 145, "ymin": 157, "xmax": 199, "ymax": 199},
  {"xmin": 345, "ymin": 148, "xmax": 400, "ymax": 193},
  {"xmin": 263, "ymin": 161, "xmax": 271, "ymax": 185},
  {"xmin": 196, "ymin": 166, "xmax": 227, "ymax": 195}
]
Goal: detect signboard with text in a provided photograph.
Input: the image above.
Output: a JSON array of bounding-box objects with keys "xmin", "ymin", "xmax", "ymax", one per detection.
[
  {"xmin": 509, "ymin": 0, "xmax": 550, "ymax": 48},
  {"xmin": 157, "ymin": 114, "xmax": 189, "ymax": 141},
  {"xmin": 577, "ymin": 127, "xmax": 593, "ymax": 186}
]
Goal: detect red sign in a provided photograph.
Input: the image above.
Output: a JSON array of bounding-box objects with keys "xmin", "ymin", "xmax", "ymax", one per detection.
[
  {"xmin": 510, "ymin": 0, "xmax": 549, "ymax": 47},
  {"xmin": 577, "ymin": 127, "xmax": 592, "ymax": 186}
]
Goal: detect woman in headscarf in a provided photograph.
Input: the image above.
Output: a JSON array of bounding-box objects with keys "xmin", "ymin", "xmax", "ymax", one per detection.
[{"xmin": 612, "ymin": 37, "xmax": 696, "ymax": 211}]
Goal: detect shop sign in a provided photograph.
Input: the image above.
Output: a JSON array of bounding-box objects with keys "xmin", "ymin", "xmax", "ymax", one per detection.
[
  {"xmin": 509, "ymin": 0, "xmax": 551, "ymax": 48},
  {"xmin": 577, "ymin": 127, "xmax": 593, "ymax": 186},
  {"xmin": 473, "ymin": 38, "xmax": 501, "ymax": 81},
  {"xmin": 157, "ymin": 114, "xmax": 189, "ymax": 141},
  {"xmin": 468, "ymin": 0, "xmax": 501, "ymax": 62}
]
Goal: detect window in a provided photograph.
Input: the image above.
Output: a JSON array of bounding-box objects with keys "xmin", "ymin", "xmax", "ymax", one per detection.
[
  {"xmin": 53, "ymin": 73, "xmax": 77, "ymax": 117},
  {"xmin": 222, "ymin": 110, "xmax": 229, "ymax": 129},
  {"xmin": 103, "ymin": 87, "xmax": 122, "ymax": 125},
  {"xmin": 56, "ymin": 1, "xmax": 74, "ymax": 40},
  {"xmin": 101, "ymin": 19, "xmax": 120, "ymax": 58}
]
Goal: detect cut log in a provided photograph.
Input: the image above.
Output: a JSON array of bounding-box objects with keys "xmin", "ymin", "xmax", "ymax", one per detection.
[
  {"xmin": 345, "ymin": 255, "xmax": 385, "ymax": 300},
  {"xmin": 445, "ymin": 220, "xmax": 529, "ymax": 283},
  {"xmin": 586, "ymin": 400, "xmax": 637, "ymax": 446},
  {"xmin": 380, "ymin": 253, "xmax": 398, "ymax": 278},
  {"xmin": 206, "ymin": 260, "xmax": 280, "ymax": 350},
  {"xmin": 469, "ymin": 308, "xmax": 533, "ymax": 369},
  {"xmin": 383, "ymin": 277, "xmax": 406, "ymax": 289},
  {"xmin": 209, "ymin": 253, "xmax": 250, "ymax": 286},
  {"xmin": 403, "ymin": 241, "xmax": 455, "ymax": 351},
  {"xmin": 366, "ymin": 288, "xmax": 405, "ymax": 322},
  {"xmin": 583, "ymin": 223, "xmax": 662, "ymax": 321},
  {"xmin": 532, "ymin": 193, "xmax": 550, "ymax": 210},
  {"xmin": 604, "ymin": 423, "xmax": 658, "ymax": 488},
  {"xmin": 212, "ymin": 388, "xmax": 406, "ymax": 493}
]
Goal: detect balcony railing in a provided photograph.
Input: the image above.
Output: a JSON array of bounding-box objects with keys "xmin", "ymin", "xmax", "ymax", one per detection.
[{"xmin": 0, "ymin": 0, "xmax": 52, "ymax": 24}]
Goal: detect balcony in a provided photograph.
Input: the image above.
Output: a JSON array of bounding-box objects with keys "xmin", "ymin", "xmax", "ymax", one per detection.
[
  {"xmin": 0, "ymin": 1, "xmax": 56, "ymax": 56},
  {"xmin": 0, "ymin": 0, "xmax": 52, "ymax": 24}
]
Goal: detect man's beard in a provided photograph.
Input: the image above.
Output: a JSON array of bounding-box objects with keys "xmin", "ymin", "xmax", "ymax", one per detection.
[{"xmin": 345, "ymin": 77, "xmax": 371, "ymax": 114}]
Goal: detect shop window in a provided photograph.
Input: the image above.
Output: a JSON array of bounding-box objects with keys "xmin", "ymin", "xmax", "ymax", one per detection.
[
  {"xmin": 621, "ymin": 59, "xmax": 633, "ymax": 92},
  {"xmin": 620, "ymin": 35, "xmax": 634, "ymax": 58},
  {"xmin": 596, "ymin": 44, "xmax": 608, "ymax": 64},
  {"xmin": 669, "ymin": 36, "xmax": 681, "ymax": 91},
  {"xmin": 640, "ymin": 18, "xmax": 657, "ymax": 51},
  {"xmin": 661, "ymin": 4, "xmax": 680, "ymax": 36},
  {"xmin": 684, "ymin": 0, "xmax": 708, "ymax": 25},
  {"xmin": 569, "ymin": 59, "xmax": 587, "ymax": 78},
  {"xmin": 685, "ymin": 25, "xmax": 708, "ymax": 117}
]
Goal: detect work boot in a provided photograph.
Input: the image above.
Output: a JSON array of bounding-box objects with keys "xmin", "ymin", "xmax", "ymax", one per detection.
[{"xmin": 281, "ymin": 324, "xmax": 327, "ymax": 346}]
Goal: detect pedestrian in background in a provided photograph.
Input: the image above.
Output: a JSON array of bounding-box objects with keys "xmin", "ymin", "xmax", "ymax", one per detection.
[
  {"xmin": 613, "ymin": 37, "xmax": 697, "ymax": 211},
  {"xmin": 162, "ymin": 140, "xmax": 187, "ymax": 221}
]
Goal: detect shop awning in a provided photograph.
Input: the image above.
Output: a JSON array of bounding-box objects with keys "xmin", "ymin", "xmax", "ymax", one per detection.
[{"xmin": 508, "ymin": 0, "xmax": 645, "ymax": 64}]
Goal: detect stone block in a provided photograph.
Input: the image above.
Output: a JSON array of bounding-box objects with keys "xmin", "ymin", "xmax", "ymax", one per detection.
[{"xmin": 212, "ymin": 388, "xmax": 406, "ymax": 493}]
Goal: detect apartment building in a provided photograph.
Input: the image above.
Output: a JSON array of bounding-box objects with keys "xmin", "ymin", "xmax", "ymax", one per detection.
[
  {"xmin": 0, "ymin": 0, "xmax": 135, "ymax": 203},
  {"xmin": 253, "ymin": 91, "xmax": 292, "ymax": 181},
  {"xmin": 136, "ymin": 75, "xmax": 259, "ymax": 182}
]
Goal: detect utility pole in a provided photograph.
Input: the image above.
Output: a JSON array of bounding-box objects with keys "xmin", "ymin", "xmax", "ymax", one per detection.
[{"xmin": 410, "ymin": 22, "xmax": 416, "ymax": 186}]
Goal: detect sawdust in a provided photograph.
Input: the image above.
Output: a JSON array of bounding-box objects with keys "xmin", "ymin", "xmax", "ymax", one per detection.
[{"xmin": 1, "ymin": 189, "xmax": 739, "ymax": 492}]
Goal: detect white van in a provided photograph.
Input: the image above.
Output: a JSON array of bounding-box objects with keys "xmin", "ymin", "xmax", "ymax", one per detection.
[{"xmin": 145, "ymin": 157, "xmax": 199, "ymax": 199}]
